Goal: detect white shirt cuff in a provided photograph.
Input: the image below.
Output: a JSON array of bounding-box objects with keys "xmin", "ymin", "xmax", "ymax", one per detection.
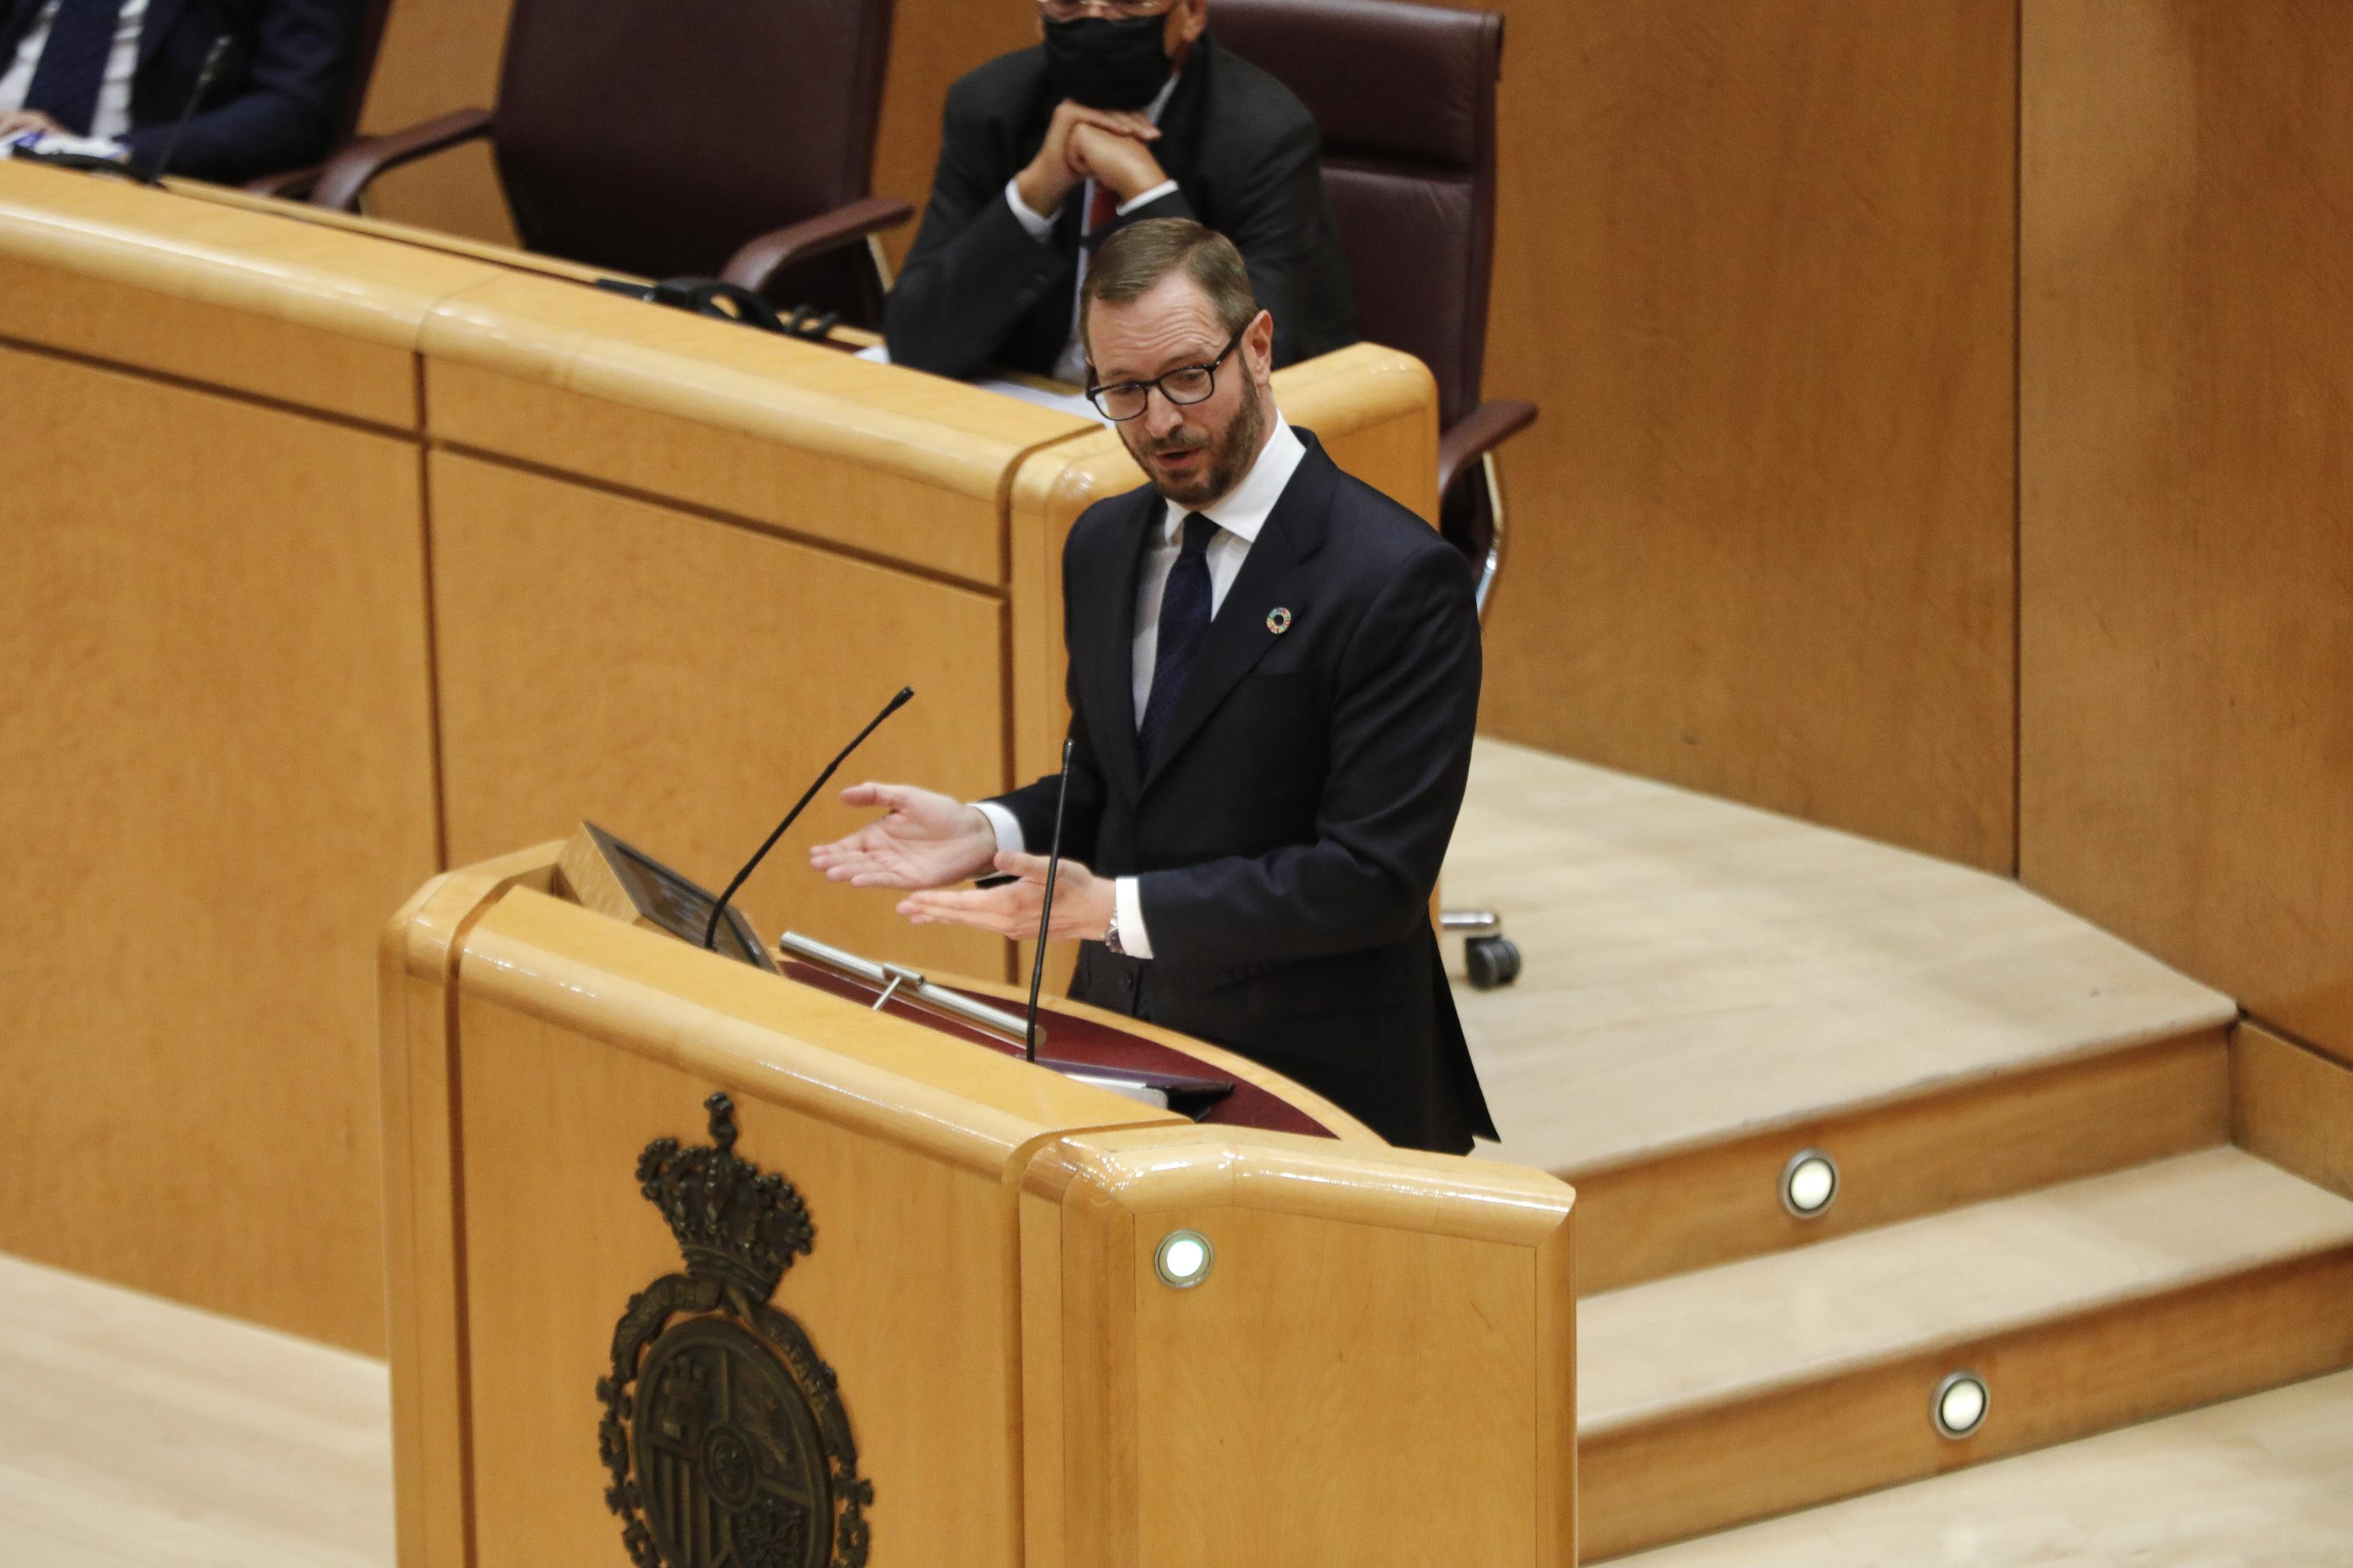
[
  {"xmin": 1116, "ymin": 179, "xmax": 1179, "ymax": 215},
  {"xmin": 1113, "ymin": 875, "xmax": 1154, "ymax": 960},
  {"xmin": 971, "ymin": 800, "xmax": 1025, "ymax": 857},
  {"xmin": 1004, "ymin": 178, "xmax": 1057, "ymax": 243}
]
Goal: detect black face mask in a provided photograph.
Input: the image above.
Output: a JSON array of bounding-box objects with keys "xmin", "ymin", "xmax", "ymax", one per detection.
[{"xmin": 1041, "ymin": 14, "xmax": 1173, "ymax": 111}]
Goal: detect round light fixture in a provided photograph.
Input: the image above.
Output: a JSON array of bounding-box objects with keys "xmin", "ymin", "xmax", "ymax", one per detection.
[
  {"xmin": 1932, "ymin": 1371, "xmax": 1989, "ymax": 1439},
  {"xmin": 1781, "ymin": 1149, "xmax": 1840, "ymax": 1218},
  {"xmin": 1154, "ymin": 1229, "xmax": 1215, "ymax": 1289}
]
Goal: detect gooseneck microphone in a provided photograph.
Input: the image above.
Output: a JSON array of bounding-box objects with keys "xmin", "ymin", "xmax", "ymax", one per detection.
[
  {"xmin": 148, "ymin": 35, "xmax": 232, "ymax": 185},
  {"xmin": 702, "ymin": 686, "xmax": 915, "ymax": 953},
  {"xmin": 1022, "ymin": 739, "xmax": 1076, "ymax": 1062}
]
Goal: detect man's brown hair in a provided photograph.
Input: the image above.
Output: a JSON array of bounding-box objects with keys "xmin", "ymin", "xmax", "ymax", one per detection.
[{"xmin": 1079, "ymin": 218, "xmax": 1259, "ymax": 368}]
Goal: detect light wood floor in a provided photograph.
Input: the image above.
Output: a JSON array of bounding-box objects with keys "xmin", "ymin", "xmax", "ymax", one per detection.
[
  {"xmin": 1616, "ymin": 1366, "xmax": 2353, "ymax": 1567},
  {"xmin": 0, "ymin": 1252, "xmax": 393, "ymax": 1567},
  {"xmin": 1444, "ymin": 739, "xmax": 2232, "ymax": 1175}
]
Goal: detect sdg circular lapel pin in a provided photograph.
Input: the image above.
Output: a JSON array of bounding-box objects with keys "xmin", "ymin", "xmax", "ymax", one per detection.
[{"xmin": 1265, "ymin": 606, "xmax": 1293, "ymax": 635}]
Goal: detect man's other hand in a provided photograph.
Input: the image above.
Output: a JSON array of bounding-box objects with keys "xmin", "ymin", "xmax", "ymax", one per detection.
[
  {"xmin": 809, "ymin": 782, "xmax": 1000, "ymax": 890},
  {"xmin": 1065, "ymin": 121, "xmax": 1169, "ymax": 205},
  {"xmin": 896, "ymin": 851, "xmax": 1115, "ymax": 942},
  {"xmin": 1015, "ymin": 99, "xmax": 1159, "ymax": 218},
  {"xmin": 0, "ymin": 110, "xmax": 68, "ymax": 143}
]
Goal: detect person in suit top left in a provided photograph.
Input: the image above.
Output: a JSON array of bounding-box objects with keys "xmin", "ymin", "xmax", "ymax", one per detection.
[{"xmin": 0, "ymin": 0, "xmax": 361, "ymax": 183}]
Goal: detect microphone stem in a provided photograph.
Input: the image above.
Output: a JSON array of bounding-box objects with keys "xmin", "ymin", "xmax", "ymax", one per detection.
[
  {"xmin": 702, "ymin": 687, "xmax": 913, "ymax": 953},
  {"xmin": 1024, "ymin": 740, "xmax": 1075, "ymax": 1062}
]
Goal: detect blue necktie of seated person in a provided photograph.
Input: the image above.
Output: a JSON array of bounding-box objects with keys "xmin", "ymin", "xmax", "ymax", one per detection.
[
  {"xmin": 24, "ymin": 0, "xmax": 132, "ymax": 138},
  {"xmin": 1137, "ymin": 513, "xmax": 1218, "ymax": 770}
]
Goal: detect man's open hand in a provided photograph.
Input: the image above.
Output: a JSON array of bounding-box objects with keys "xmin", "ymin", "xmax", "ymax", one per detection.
[
  {"xmin": 808, "ymin": 783, "xmax": 999, "ymax": 891},
  {"xmin": 896, "ymin": 851, "xmax": 1115, "ymax": 942}
]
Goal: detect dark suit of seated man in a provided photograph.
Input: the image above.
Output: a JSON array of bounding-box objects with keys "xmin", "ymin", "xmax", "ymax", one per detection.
[
  {"xmin": 818, "ymin": 219, "xmax": 1492, "ymax": 1154},
  {"xmin": 884, "ymin": 0, "xmax": 1357, "ymax": 385},
  {"xmin": 0, "ymin": 0, "xmax": 359, "ymax": 184}
]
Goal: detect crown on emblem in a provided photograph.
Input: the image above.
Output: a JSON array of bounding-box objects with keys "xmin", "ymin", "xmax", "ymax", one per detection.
[{"xmin": 635, "ymin": 1092, "xmax": 813, "ymax": 1297}]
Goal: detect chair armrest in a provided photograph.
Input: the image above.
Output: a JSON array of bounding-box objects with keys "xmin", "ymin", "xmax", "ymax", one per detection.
[
  {"xmin": 1438, "ymin": 398, "xmax": 1538, "ymax": 503},
  {"xmin": 244, "ymin": 163, "xmax": 321, "ymax": 198},
  {"xmin": 718, "ymin": 196, "xmax": 914, "ymax": 295},
  {"xmin": 312, "ymin": 107, "xmax": 493, "ymax": 213}
]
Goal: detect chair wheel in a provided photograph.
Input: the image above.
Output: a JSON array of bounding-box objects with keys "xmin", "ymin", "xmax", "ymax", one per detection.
[{"xmin": 1465, "ymin": 935, "xmax": 1521, "ymax": 990}]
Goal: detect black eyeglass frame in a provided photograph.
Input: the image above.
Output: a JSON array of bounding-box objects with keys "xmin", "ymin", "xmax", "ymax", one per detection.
[{"xmin": 1085, "ymin": 325, "xmax": 1249, "ymax": 420}]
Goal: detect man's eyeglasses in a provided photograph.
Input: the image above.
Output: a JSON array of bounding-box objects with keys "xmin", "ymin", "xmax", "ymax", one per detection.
[
  {"xmin": 1087, "ymin": 326, "xmax": 1246, "ymax": 420},
  {"xmin": 1037, "ymin": 0, "xmax": 1173, "ymax": 21}
]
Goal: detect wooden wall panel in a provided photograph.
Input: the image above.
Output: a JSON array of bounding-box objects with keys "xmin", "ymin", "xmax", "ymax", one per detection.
[
  {"xmin": 0, "ymin": 346, "xmax": 440, "ymax": 1353},
  {"xmin": 1465, "ymin": 0, "xmax": 2018, "ymax": 870},
  {"xmin": 426, "ymin": 452, "xmax": 1014, "ymax": 983},
  {"xmin": 2019, "ymin": 0, "xmax": 2353, "ymax": 1060}
]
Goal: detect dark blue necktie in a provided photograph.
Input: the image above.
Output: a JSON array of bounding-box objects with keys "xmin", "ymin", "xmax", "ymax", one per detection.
[
  {"xmin": 1137, "ymin": 513, "xmax": 1218, "ymax": 769},
  {"xmin": 24, "ymin": 0, "xmax": 131, "ymax": 138}
]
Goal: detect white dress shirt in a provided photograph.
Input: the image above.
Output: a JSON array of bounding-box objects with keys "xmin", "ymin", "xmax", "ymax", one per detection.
[
  {"xmin": 0, "ymin": 0, "xmax": 151, "ymax": 146},
  {"xmin": 978, "ymin": 414, "xmax": 1307, "ymax": 961},
  {"xmin": 1001, "ymin": 71, "xmax": 1183, "ymax": 385}
]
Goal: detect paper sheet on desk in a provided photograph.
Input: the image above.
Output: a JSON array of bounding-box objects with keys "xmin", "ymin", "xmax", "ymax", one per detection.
[
  {"xmin": 855, "ymin": 342, "xmax": 1109, "ymax": 426},
  {"xmin": 3, "ymin": 129, "xmax": 129, "ymax": 162}
]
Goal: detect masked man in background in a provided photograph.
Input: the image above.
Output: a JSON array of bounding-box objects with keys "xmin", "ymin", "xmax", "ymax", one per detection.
[{"xmin": 884, "ymin": 0, "xmax": 1357, "ymax": 383}]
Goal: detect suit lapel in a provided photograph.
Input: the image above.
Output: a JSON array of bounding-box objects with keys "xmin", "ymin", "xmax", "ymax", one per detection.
[
  {"xmin": 1085, "ymin": 486, "xmax": 1159, "ymax": 804},
  {"xmin": 0, "ymin": 0, "xmax": 44, "ymax": 64},
  {"xmin": 1138, "ymin": 434, "xmax": 1337, "ymax": 794}
]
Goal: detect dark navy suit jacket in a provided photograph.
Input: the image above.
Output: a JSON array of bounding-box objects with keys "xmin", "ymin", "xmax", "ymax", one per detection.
[
  {"xmin": 0, "ymin": 0, "xmax": 360, "ymax": 182},
  {"xmin": 989, "ymin": 432, "xmax": 1496, "ymax": 1153}
]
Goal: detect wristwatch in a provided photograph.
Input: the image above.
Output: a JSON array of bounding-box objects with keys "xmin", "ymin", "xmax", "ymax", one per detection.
[{"xmin": 1104, "ymin": 911, "xmax": 1128, "ymax": 956}]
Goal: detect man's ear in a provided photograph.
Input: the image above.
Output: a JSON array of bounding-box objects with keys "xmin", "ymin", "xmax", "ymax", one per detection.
[{"xmin": 1247, "ymin": 308, "xmax": 1276, "ymax": 383}]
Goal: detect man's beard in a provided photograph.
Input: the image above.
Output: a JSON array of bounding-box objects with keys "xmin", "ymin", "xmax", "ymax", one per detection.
[{"xmin": 1129, "ymin": 376, "xmax": 1268, "ymax": 509}]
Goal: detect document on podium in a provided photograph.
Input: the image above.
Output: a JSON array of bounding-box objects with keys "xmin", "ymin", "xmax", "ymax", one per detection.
[{"xmin": 854, "ymin": 342, "xmax": 1108, "ymax": 425}]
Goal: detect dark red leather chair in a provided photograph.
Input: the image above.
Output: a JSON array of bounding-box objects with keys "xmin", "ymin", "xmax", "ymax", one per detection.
[
  {"xmin": 1213, "ymin": 0, "xmax": 1534, "ymax": 615},
  {"xmin": 1218, "ymin": 0, "xmax": 1532, "ymax": 989},
  {"xmin": 310, "ymin": 0, "xmax": 908, "ymax": 323}
]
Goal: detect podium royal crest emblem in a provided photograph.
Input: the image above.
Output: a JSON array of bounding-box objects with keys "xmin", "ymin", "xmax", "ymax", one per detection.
[{"xmin": 596, "ymin": 1092, "xmax": 871, "ymax": 1568}]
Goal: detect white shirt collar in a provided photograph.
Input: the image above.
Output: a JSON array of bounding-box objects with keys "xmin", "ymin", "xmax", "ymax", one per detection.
[
  {"xmin": 1143, "ymin": 67, "xmax": 1182, "ymax": 124},
  {"xmin": 1164, "ymin": 412, "xmax": 1305, "ymax": 546}
]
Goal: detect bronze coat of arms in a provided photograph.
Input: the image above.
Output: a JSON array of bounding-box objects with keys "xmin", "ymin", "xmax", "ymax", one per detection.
[{"xmin": 597, "ymin": 1093, "xmax": 872, "ymax": 1568}]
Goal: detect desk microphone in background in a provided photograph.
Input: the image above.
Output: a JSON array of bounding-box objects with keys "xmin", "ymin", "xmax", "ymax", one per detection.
[
  {"xmin": 702, "ymin": 685, "xmax": 915, "ymax": 954},
  {"xmin": 145, "ymin": 34, "xmax": 233, "ymax": 184},
  {"xmin": 1022, "ymin": 738, "xmax": 1076, "ymax": 1062}
]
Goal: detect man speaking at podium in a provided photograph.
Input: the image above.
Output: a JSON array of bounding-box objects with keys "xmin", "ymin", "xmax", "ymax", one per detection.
[{"xmin": 814, "ymin": 219, "xmax": 1493, "ymax": 1155}]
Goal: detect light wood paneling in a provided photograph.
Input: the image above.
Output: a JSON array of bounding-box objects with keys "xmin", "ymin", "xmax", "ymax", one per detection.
[
  {"xmin": 2234, "ymin": 1019, "xmax": 2353, "ymax": 1203},
  {"xmin": 422, "ymin": 272, "xmax": 1090, "ymax": 590},
  {"xmin": 1569, "ymin": 1025, "xmax": 2230, "ymax": 1295},
  {"xmin": 2020, "ymin": 0, "xmax": 2353, "ymax": 1062},
  {"xmin": 1464, "ymin": 0, "xmax": 2018, "ymax": 870},
  {"xmin": 0, "ymin": 345, "xmax": 440, "ymax": 1353},
  {"xmin": 0, "ymin": 160, "xmax": 498, "ymax": 425},
  {"xmin": 1022, "ymin": 1125, "xmax": 1574, "ymax": 1568},
  {"xmin": 426, "ymin": 451, "xmax": 1015, "ymax": 979}
]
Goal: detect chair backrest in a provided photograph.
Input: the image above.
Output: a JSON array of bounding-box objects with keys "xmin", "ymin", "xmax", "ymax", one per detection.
[
  {"xmin": 1210, "ymin": 0, "xmax": 1504, "ymax": 430},
  {"xmin": 488, "ymin": 0, "xmax": 896, "ymax": 282},
  {"xmin": 332, "ymin": 0, "xmax": 396, "ymax": 151}
]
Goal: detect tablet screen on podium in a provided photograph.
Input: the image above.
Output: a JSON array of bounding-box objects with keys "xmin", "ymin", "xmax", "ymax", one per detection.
[{"xmin": 566, "ymin": 823, "xmax": 779, "ymax": 973}]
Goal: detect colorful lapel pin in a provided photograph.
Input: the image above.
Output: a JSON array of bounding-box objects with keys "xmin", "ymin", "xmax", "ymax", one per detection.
[{"xmin": 1265, "ymin": 606, "xmax": 1293, "ymax": 635}]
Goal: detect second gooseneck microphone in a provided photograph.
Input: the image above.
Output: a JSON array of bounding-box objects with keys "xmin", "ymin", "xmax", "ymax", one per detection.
[
  {"xmin": 1022, "ymin": 739, "xmax": 1077, "ymax": 1062},
  {"xmin": 703, "ymin": 686, "xmax": 915, "ymax": 953}
]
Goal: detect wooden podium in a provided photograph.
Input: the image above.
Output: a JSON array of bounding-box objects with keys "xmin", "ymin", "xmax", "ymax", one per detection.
[{"xmin": 382, "ymin": 837, "xmax": 1576, "ymax": 1567}]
